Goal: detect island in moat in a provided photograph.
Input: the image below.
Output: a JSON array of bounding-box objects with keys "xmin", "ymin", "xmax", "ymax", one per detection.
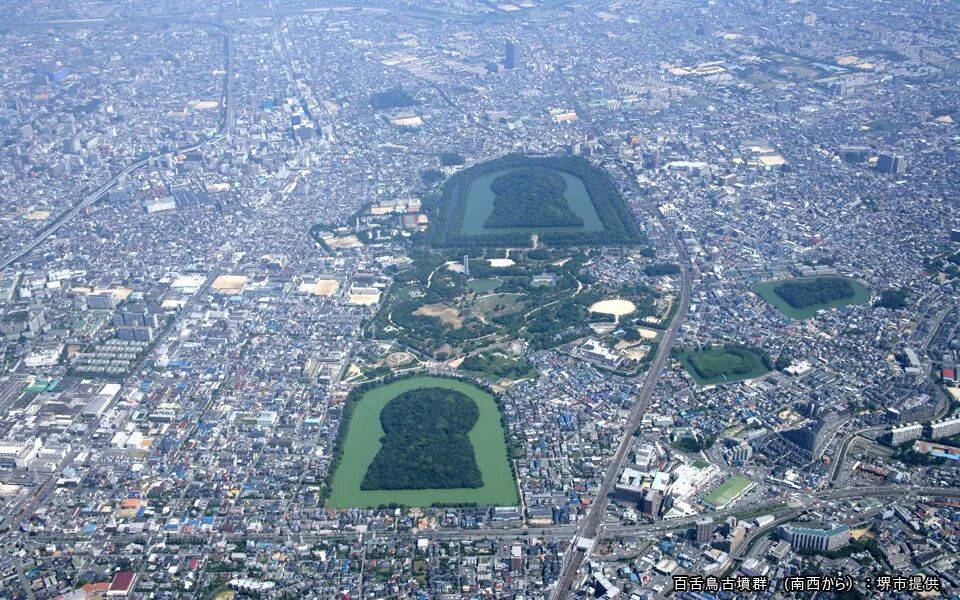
[
  {"xmin": 423, "ymin": 153, "xmax": 644, "ymax": 248},
  {"xmin": 325, "ymin": 375, "xmax": 519, "ymax": 509},
  {"xmin": 754, "ymin": 275, "xmax": 871, "ymax": 319}
]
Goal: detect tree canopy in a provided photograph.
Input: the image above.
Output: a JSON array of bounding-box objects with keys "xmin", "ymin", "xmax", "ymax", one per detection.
[
  {"xmin": 876, "ymin": 288, "xmax": 909, "ymax": 309},
  {"xmin": 441, "ymin": 152, "xmax": 466, "ymax": 166},
  {"xmin": 370, "ymin": 88, "xmax": 416, "ymax": 110},
  {"xmin": 484, "ymin": 168, "xmax": 583, "ymax": 228},
  {"xmin": 774, "ymin": 277, "xmax": 855, "ymax": 309},
  {"xmin": 685, "ymin": 346, "xmax": 771, "ymax": 380},
  {"xmin": 361, "ymin": 388, "xmax": 483, "ymax": 490},
  {"xmin": 644, "ymin": 263, "xmax": 681, "ymax": 277}
]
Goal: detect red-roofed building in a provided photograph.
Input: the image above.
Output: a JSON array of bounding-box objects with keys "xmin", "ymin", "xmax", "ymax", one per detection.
[
  {"xmin": 107, "ymin": 571, "xmax": 136, "ymax": 596},
  {"xmin": 942, "ymin": 367, "xmax": 956, "ymax": 382}
]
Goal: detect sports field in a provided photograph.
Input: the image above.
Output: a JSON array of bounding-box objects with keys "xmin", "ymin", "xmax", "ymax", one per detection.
[
  {"xmin": 467, "ymin": 278, "xmax": 502, "ymax": 293},
  {"xmin": 703, "ymin": 475, "xmax": 755, "ymax": 509},
  {"xmin": 327, "ymin": 376, "xmax": 518, "ymax": 508}
]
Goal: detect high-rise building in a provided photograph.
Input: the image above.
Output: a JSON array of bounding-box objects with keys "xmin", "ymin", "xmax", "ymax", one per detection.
[
  {"xmin": 113, "ymin": 304, "xmax": 162, "ymax": 329},
  {"xmin": 510, "ymin": 545, "xmax": 523, "ymax": 572},
  {"xmin": 694, "ymin": 517, "xmax": 714, "ymax": 543},
  {"xmin": 928, "ymin": 416, "xmax": 960, "ymax": 440},
  {"xmin": 640, "ymin": 488, "xmax": 662, "ymax": 516},
  {"xmin": 614, "ymin": 483, "xmax": 644, "ymax": 505},
  {"xmin": 723, "ymin": 442, "xmax": 752, "ymax": 465},
  {"xmin": 504, "ymin": 40, "xmax": 516, "ymax": 69},
  {"xmin": 783, "ymin": 419, "xmax": 828, "ymax": 453},
  {"xmin": 887, "ymin": 422, "xmax": 923, "ymax": 446},
  {"xmin": 876, "ymin": 152, "xmax": 906, "ymax": 174},
  {"xmin": 117, "ymin": 326, "xmax": 154, "ymax": 342},
  {"xmin": 463, "ymin": 254, "xmax": 470, "ymax": 277},
  {"xmin": 87, "ymin": 292, "xmax": 117, "ymax": 310}
]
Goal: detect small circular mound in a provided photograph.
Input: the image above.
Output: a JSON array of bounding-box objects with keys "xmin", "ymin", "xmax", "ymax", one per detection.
[
  {"xmin": 386, "ymin": 351, "xmax": 415, "ymax": 367},
  {"xmin": 589, "ymin": 298, "xmax": 636, "ymax": 317}
]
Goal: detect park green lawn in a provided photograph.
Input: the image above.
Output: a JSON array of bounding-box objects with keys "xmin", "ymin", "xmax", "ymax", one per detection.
[
  {"xmin": 327, "ymin": 376, "xmax": 518, "ymax": 508},
  {"xmin": 473, "ymin": 292, "xmax": 524, "ymax": 317}
]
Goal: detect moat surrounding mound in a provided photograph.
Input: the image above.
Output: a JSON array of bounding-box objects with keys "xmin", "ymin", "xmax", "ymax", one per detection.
[
  {"xmin": 483, "ymin": 168, "xmax": 584, "ymax": 228},
  {"xmin": 424, "ymin": 154, "xmax": 643, "ymax": 248},
  {"xmin": 360, "ymin": 387, "xmax": 482, "ymax": 491},
  {"xmin": 754, "ymin": 276, "xmax": 871, "ymax": 319},
  {"xmin": 775, "ymin": 277, "xmax": 854, "ymax": 308},
  {"xmin": 326, "ymin": 376, "xmax": 518, "ymax": 508}
]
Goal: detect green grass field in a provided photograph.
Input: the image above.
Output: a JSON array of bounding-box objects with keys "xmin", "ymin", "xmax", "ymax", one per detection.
[
  {"xmin": 703, "ymin": 475, "xmax": 754, "ymax": 509},
  {"xmin": 754, "ymin": 276, "xmax": 871, "ymax": 319},
  {"xmin": 326, "ymin": 376, "xmax": 518, "ymax": 508},
  {"xmin": 678, "ymin": 347, "xmax": 770, "ymax": 385},
  {"xmin": 467, "ymin": 278, "xmax": 502, "ymax": 293},
  {"xmin": 473, "ymin": 292, "xmax": 524, "ymax": 316}
]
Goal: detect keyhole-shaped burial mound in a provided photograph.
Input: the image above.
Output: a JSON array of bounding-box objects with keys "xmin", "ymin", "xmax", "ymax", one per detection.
[
  {"xmin": 483, "ymin": 168, "xmax": 584, "ymax": 229},
  {"xmin": 360, "ymin": 387, "xmax": 482, "ymax": 491}
]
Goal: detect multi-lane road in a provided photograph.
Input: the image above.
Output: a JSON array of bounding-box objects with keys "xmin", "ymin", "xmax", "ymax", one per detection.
[
  {"xmin": 550, "ymin": 209, "xmax": 693, "ymax": 598},
  {"xmin": 18, "ymin": 486, "xmax": 960, "ymax": 551},
  {"xmin": 542, "ymin": 40, "xmax": 697, "ymax": 598}
]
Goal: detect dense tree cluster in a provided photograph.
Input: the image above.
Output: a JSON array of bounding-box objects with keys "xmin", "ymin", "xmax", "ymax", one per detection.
[
  {"xmin": 893, "ymin": 443, "xmax": 946, "ymax": 466},
  {"xmin": 373, "ymin": 249, "xmax": 595, "ymax": 357},
  {"xmin": 644, "ymin": 263, "xmax": 681, "ymax": 276},
  {"xmin": 484, "ymin": 168, "xmax": 584, "ymax": 228},
  {"xmin": 386, "ymin": 264, "xmax": 498, "ymax": 356},
  {"xmin": 361, "ymin": 388, "xmax": 483, "ymax": 490},
  {"xmin": 420, "ymin": 169, "xmax": 445, "ymax": 185},
  {"xmin": 460, "ymin": 351, "xmax": 535, "ymax": 380},
  {"xmin": 369, "ymin": 88, "xmax": 416, "ymax": 110},
  {"xmin": 422, "ymin": 154, "xmax": 644, "ymax": 248},
  {"xmin": 671, "ymin": 434, "xmax": 717, "ymax": 453},
  {"xmin": 775, "ymin": 350, "xmax": 793, "ymax": 371},
  {"xmin": 440, "ymin": 152, "xmax": 465, "ymax": 166},
  {"xmin": 876, "ymin": 288, "xmax": 910, "ymax": 309},
  {"xmin": 773, "ymin": 277, "xmax": 855, "ymax": 309},
  {"xmin": 526, "ymin": 249, "xmax": 551, "ymax": 261},
  {"xmin": 522, "ymin": 283, "xmax": 601, "ymax": 350}
]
